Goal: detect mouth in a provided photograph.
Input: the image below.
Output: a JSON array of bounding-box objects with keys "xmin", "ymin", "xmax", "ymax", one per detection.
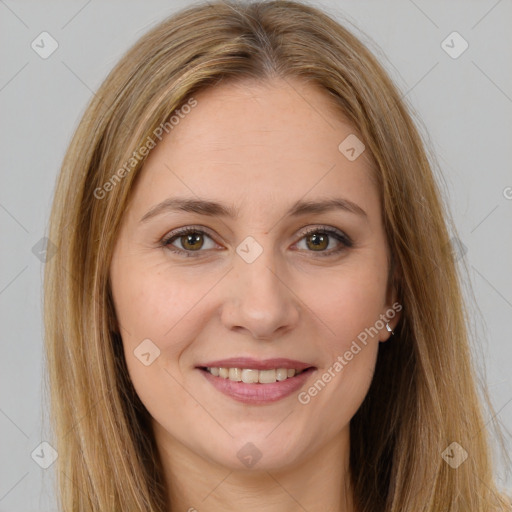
[
  {"xmin": 200, "ymin": 366, "xmax": 309, "ymax": 383},
  {"xmin": 196, "ymin": 358, "xmax": 316, "ymax": 404}
]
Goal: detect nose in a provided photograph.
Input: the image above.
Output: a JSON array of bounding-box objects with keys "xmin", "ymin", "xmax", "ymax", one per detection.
[{"xmin": 219, "ymin": 246, "xmax": 301, "ymax": 341}]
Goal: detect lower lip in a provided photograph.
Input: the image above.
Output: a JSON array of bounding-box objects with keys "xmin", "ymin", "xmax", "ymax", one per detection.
[{"xmin": 199, "ymin": 368, "xmax": 315, "ymax": 404}]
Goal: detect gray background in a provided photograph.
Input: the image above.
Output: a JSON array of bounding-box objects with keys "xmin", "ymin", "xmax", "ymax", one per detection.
[{"xmin": 1, "ymin": 0, "xmax": 511, "ymax": 510}]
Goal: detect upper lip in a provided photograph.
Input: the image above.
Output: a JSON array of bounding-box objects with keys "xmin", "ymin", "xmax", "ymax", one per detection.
[{"xmin": 198, "ymin": 357, "xmax": 314, "ymax": 371}]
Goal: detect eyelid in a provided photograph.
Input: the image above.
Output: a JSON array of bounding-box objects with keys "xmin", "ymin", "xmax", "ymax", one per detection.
[
  {"xmin": 298, "ymin": 225, "xmax": 352, "ymax": 245},
  {"xmin": 292, "ymin": 225, "xmax": 353, "ymax": 256},
  {"xmin": 160, "ymin": 224, "xmax": 352, "ymax": 256},
  {"xmin": 160, "ymin": 225, "xmax": 222, "ymax": 250}
]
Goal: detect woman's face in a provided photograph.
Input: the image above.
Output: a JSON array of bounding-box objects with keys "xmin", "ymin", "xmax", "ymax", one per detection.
[{"xmin": 110, "ymin": 78, "xmax": 399, "ymax": 471}]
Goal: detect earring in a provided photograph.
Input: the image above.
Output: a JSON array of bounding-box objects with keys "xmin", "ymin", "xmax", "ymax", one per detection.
[{"xmin": 385, "ymin": 323, "xmax": 394, "ymax": 336}]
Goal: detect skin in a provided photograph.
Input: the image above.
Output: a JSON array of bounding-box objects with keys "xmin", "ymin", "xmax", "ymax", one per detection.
[{"xmin": 109, "ymin": 78, "xmax": 400, "ymax": 512}]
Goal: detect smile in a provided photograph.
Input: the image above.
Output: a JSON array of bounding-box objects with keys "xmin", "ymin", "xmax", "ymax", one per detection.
[
  {"xmin": 205, "ymin": 367, "xmax": 305, "ymax": 383},
  {"xmin": 197, "ymin": 358, "xmax": 316, "ymax": 404}
]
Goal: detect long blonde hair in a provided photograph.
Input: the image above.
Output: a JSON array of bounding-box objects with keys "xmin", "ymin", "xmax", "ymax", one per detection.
[{"xmin": 44, "ymin": 1, "xmax": 511, "ymax": 510}]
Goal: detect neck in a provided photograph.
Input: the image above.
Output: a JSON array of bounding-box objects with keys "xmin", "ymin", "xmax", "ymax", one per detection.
[{"xmin": 154, "ymin": 424, "xmax": 355, "ymax": 512}]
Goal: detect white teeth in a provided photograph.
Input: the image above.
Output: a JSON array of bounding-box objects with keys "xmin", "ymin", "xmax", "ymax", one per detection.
[
  {"xmin": 205, "ymin": 367, "xmax": 305, "ymax": 383},
  {"xmin": 228, "ymin": 368, "xmax": 242, "ymax": 381},
  {"xmin": 276, "ymin": 368, "xmax": 288, "ymax": 381},
  {"xmin": 258, "ymin": 369, "xmax": 276, "ymax": 384},
  {"xmin": 241, "ymin": 369, "xmax": 259, "ymax": 384}
]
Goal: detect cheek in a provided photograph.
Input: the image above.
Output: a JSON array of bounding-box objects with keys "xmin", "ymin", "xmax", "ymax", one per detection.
[
  {"xmin": 305, "ymin": 256, "xmax": 389, "ymax": 352},
  {"xmin": 297, "ymin": 308, "xmax": 380, "ymax": 437},
  {"xmin": 111, "ymin": 256, "xmax": 208, "ymax": 349},
  {"xmin": 293, "ymin": 255, "xmax": 386, "ymax": 414},
  {"xmin": 111, "ymin": 259, "xmax": 226, "ymax": 406},
  {"xmin": 112, "ymin": 266, "xmax": 208, "ymax": 424}
]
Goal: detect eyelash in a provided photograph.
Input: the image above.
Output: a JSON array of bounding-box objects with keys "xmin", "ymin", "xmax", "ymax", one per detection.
[{"xmin": 160, "ymin": 225, "xmax": 353, "ymax": 258}]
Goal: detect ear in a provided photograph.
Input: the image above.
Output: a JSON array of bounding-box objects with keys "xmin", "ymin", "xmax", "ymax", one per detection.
[
  {"xmin": 107, "ymin": 284, "xmax": 121, "ymax": 335},
  {"xmin": 381, "ymin": 256, "xmax": 402, "ymax": 342}
]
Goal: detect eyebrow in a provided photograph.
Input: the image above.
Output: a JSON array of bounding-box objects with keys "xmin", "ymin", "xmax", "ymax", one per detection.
[{"xmin": 139, "ymin": 196, "xmax": 367, "ymax": 223}]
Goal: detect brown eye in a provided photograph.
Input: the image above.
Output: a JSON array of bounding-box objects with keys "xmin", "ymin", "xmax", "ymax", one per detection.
[
  {"xmin": 295, "ymin": 227, "xmax": 353, "ymax": 257},
  {"xmin": 305, "ymin": 232, "xmax": 329, "ymax": 251},
  {"xmin": 180, "ymin": 232, "xmax": 204, "ymax": 251},
  {"xmin": 162, "ymin": 227, "xmax": 218, "ymax": 256}
]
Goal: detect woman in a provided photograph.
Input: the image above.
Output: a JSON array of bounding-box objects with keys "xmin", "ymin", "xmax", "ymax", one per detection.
[{"xmin": 44, "ymin": 1, "xmax": 511, "ymax": 510}]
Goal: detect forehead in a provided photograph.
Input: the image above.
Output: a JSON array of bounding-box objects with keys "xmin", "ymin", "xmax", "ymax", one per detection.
[{"xmin": 132, "ymin": 78, "xmax": 378, "ymax": 219}]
